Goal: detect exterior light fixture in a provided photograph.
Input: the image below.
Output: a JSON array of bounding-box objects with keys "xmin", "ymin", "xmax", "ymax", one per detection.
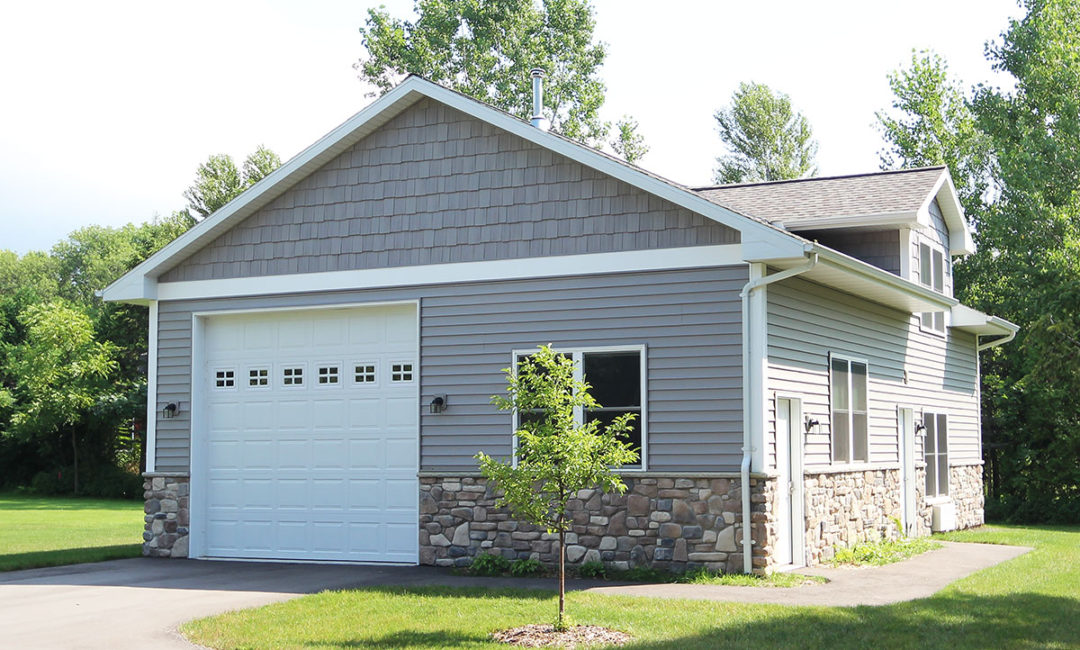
[
  {"xmin": 429, "ymin": 395, "xmax": 448, "ymax": 414},
  {"xmin": 915, "ymin": 422, "xmax": 926, "ymax": 435},
  {"xmin": 162, "ymin": 403, "xmax": 178, "ymax": 419},
  {"xmin": 804, "ymin": 416, "xmax": 820, "ymax": 434}
]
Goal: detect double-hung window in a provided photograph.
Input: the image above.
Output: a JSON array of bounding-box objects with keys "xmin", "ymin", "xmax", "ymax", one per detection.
[
  {"xmin": 919, "ymin": 243, "xmax": 946, "ymax": 333},
  {"xmin": 831, "ymin": 356, "xmax": 868, "ymax": 463},
  {"xmin": 514, "ymin": 347, "xmax": 644, "ymax": 469},
  {"xmin": 923, "ymin": 412, "xmax": 949, "ymax": 498}
]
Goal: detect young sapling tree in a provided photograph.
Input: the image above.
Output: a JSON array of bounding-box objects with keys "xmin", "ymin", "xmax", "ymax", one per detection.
[{"xmin": 476, "ymin": 345, "xmax": 638, "ymax": 630}]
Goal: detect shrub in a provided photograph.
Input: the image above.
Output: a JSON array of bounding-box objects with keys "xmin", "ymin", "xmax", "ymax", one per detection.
[
  {"xmin": 578, "ymin": 561, "xmax": 607, "ymax": 579},
  {"xmin": 509, "ymin": 557, "xmax": 544, "ymax": 577},
  {"xmin": 469, "ymin": 552, "xmax": 511, "ymax": 576},
  {"xmin": 30, "ymin": 469, "xmax": 69, "ymax": 495}
]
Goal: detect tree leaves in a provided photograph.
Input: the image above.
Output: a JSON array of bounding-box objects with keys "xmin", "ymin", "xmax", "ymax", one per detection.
[
  {"xmin": 713, "ymin": 82, "xmax": 818, "ymax": 184},
  {"xmin": 183, "ymin": 146, "xmax": 282, "ymax": 219}
]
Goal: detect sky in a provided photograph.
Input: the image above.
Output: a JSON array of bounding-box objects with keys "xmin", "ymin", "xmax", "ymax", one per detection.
[{"xmin": 0, "ymin": 0, "xmax": 1022, "ymax": 255}]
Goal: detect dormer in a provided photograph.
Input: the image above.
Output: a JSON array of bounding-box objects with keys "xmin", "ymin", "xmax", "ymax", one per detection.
[{"xmin": 693, "ymin": 167, "xmax": 974, "ymax": 296}]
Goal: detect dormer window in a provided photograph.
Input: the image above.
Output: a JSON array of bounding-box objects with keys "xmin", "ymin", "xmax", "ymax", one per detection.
[{"xmin": 920, "ymin": 243, "xmax": 946, "ymax": 333}]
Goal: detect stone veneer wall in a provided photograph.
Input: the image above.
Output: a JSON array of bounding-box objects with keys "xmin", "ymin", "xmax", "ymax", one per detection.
[
  {"xmin": 949, "ymin": 464, "xmax": 985, "ymax": 529},
  {"xmin": 803, "ymin": 469, "xmax": 904, "ymax": 564},
  {"xmin": 419, "ymin": 475, "xmax": 773, "ymax": 574},
  {"xmin": 142, "ymin": 474, "xmax": 190, "ymax": 558}
]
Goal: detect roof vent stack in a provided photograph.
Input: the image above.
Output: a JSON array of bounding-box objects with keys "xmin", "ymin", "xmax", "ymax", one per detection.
[{"xmin": 529, "ymin": 68, "xmax": 550, "ymax": 131}]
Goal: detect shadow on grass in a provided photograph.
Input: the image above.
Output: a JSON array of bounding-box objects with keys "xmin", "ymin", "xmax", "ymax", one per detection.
[
  {"xmin": 307, "ymin": 630, "xmax": 488, "ymax": 648},
  {"xmin": 0, "ymin": 495, "xmax": 140, "ymax": 511},
  {"xmin": 621, "ymin": 592, "xmax": 1080, "ymax": 649},
  {"xmin": 0, "ymin": 544, "xmax": 141, "ymax": 572}
]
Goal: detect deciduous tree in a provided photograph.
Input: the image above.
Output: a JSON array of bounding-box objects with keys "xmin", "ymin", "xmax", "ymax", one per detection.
[
  {"xmin": 476, "ymin": 345, "xmax": 637, "ymax": 629},
  {"xmin": 713, "ymin": 82, "xmax": 818, "ymax": 184}
]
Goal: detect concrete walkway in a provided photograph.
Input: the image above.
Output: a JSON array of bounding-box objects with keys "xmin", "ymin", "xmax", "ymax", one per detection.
[
  {"xmin": 586, "ymin": 541, "xmax": 1031, "ymax": 607},
  {"xmin": 0, "ymin": 541, "xmax": 1029, "ymax": 649}
]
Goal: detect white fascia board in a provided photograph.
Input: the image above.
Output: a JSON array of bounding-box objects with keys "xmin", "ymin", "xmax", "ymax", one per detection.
[
  {"xmin": 951, "ymin": 304, "xmax": 1020, "ymax": 336},
  {"xmin": 102, "ymin": 76, "xmax": 802, "ymax": 303},
  {"xmin": 918, "ymin": 169, "xmax": 975, "ymax": 257},
  {"xmin": 156, "ymin": 244, "xmax": 744, "ymax": 302},
  {"xmin": 810, "ymin": 244, "xmax": 957, "ymax": 311},
  {"xmin": 777, "ymin": 211, "xmax": 918, "ymax": 232},
  {"xmin": 101, "ymin": 271, "xmax": 157, "ymax": 304}
]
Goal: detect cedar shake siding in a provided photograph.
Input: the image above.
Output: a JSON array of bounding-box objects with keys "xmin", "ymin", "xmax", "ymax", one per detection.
[{"xmin": 159, "ymin": 98, "xmax": 738, "ymax": 283}]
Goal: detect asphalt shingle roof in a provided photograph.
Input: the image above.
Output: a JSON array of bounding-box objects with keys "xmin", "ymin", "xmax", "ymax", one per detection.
[{"xmin": 692, "ymin": 167, "xmax": 946, "ymax": 225}]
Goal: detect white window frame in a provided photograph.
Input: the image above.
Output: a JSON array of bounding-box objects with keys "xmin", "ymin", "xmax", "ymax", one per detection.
[
  {"xmin": 509, "ymin": 345, "xmax": 648, "ymax": 471},
  {"xmin": 829, "ymin": 354, "xmax": 869, "ymax": 465},
  {"xmin": 351, "ymin": 361, "xmax": 379, "ymax": 386},
  {"xmin": 389, "ymin": 360, "xmax": 416, "ymax": 383},
  {"xmin": 279, "ymin": 362, "xmax": 307, "ymax": 389},
  {"xmin": 246, "ymin": 366, "xmax": 271, "ymax": 390},
  {"xmin": 212, "ymin": 367, "xmax": 237, "ymax": 391},
  {"xmin": 919, "ymin": 242, "xmax": 947, "ymax": 335},
  {"xmin": 923, "ymin": 411, "xmax": 950, "ymax": 499},
  {"xmin": 313, "ymin": 361, "xmax": 343, "ymax": 389}
]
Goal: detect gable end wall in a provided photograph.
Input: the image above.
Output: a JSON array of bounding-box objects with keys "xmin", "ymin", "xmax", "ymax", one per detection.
[{"xmin": 160, "ymin": 99, "xmax": 739, "ymax": 282}]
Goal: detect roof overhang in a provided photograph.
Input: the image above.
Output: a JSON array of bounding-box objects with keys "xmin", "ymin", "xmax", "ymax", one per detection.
[
  {"xmin": 951, "ymin": 304, "xmax": 1019, "ymax": 337},
  {"xmin": 921, "ymin": 169, "xmax": 975, "ymax": 257},
  {"xmin": 768, "ymin": 243, "xmax": 958, "ymax": 313},
  {"xmin": 101, "ymin": 76, "xmax": 803, "ymax": 304}
]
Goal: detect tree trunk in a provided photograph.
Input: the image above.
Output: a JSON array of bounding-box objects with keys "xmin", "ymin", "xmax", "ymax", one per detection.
[
  {"xmin": 71, "ymin": 429, "xmax": 79, "ymax": 495},
  {"xmin": 557, "ymin": 526, "xmax": 565, "ymax": 630}
]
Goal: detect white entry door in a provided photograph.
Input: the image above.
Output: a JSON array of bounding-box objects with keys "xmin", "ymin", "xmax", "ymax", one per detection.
[
  {"xmin": 775, "ymin": 397, "xmax": 805, "ymax": 567},
  {"xmin": 196, "ymin": 303, "xmax": 419, "ymax": 564},
  {"xmin": 899, "ymin": 407, "xmax": 917, "ymax": 536}
]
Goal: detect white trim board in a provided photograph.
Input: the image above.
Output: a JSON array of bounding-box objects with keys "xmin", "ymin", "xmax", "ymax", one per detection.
[
  {"xmin": 156, "ymin": 245, "xmax": 744, "ymax": 302},
  {"xmin": 145, "ymin": 301, "xmax": 159, "ymax": 473}
]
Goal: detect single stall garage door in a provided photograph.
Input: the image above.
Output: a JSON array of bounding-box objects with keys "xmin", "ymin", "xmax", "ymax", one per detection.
[{"xmin": 197, "ymin": 303, "xmax": 418, "ymax": 563}]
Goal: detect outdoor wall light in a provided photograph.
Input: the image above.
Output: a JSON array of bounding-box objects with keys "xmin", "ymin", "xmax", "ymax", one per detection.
[
  {"xmin": 914, "ymin": 422, "xmax": 926, "ymax": 435},
  {"xmin": 804, "ymin": 416, "xmax": 820, "ymax": 434},
  {"xmin": 429, "ymin": 395, "xmax": 448, "ymax": 414},
  {"xmin": 162, "ymin": 402, "xmax": 179, "ymax": 419}
]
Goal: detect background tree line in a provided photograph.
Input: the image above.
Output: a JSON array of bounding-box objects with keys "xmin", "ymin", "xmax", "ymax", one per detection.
[{"xmin": 0, "ymin": 148, "xmax": 279, "ymax": 497}]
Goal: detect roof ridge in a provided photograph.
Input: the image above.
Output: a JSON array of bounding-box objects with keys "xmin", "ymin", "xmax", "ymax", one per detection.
[{"xmin": 691, "ymin": 166, "xmax": 946, "ymax": 191}]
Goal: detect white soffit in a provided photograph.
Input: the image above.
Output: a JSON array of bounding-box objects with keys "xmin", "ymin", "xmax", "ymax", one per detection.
[{"xmin": 951, "ymin": 304, "xmax": 1019, "ymax": 336}]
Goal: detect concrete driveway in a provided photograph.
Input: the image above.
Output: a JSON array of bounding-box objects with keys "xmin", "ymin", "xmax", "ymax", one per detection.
[{"xmin": 0, "ymin": 541, "xmax": 1030, "ymax": 649}]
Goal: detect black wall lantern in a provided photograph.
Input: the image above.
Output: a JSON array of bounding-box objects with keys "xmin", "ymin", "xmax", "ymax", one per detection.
[
  {"xmin": 162, "ymin": 402, "xmax": 179, "ymax": 419},
  {"xmin": 914, "ymin": 422, "xmax": 926, "ymax": 435},
  {"xmin": 429, "ymin": 395, "xmax": 448, "ymax": 414},
  {"xmin": 804, "ymin": 416, "xmax": 820, "ymax": 434}
]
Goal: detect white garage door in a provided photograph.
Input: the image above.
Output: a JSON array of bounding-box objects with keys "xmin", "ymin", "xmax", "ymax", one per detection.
[{"xmin": 197, "ymin": 303, "xmax": 418, "ymax": 563}]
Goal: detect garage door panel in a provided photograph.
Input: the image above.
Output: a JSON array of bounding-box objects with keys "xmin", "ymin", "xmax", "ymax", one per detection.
[{"xmin": 201, "ymin": 304, "xmax": 419, "ymax": 564}]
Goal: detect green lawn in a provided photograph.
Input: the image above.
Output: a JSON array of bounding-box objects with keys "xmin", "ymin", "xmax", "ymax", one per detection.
[
  {"xmin": 183, "ymin": 525, "xmax": 1079, "ymax": 649},
  {"xmin": 0, "ymin": 492, "xmax": 143, "ymax": 571}
]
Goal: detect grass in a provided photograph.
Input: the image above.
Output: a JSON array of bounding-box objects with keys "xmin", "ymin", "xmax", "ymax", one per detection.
[
  {"xmin": 0, "ymin": 492, "xmax": 143, "ymax": 571},
  {"xmin": 829, "ymin": 535, "xmax": 942, "ymax": 566},
  {"xmin": 677, "ymin": 567, "xmax": 826, "ymax": 587},
  {"xmin": 183, "ymin": 524, "xmax": 1079, "ymax": 649}
]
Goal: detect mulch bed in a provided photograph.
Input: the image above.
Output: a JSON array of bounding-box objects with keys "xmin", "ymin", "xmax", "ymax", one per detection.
[{"xmin": 492, "ymin": 624, "xmax": 631, "ymax": 648}]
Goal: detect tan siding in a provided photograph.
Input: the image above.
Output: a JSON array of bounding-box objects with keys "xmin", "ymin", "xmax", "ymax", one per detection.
[
  {"xmin": 765, "ymin": 276, "xmax": 981, "ymax": 472},
  {"xmin": 159, "ymin": 98, "xmax": 738, "ymax": 282}
]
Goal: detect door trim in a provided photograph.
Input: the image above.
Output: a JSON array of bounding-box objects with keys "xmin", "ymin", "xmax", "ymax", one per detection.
[
  {"xmin": 775, "ymin": 394, "xmax": 806, "ymax": 568},
  {"xmin": 898, "ymin": 405, "xmax": 917, "ymax": 536},
  {"xmin": 187, "ymin": 299, "xmax": 421, "ymax": 563}
]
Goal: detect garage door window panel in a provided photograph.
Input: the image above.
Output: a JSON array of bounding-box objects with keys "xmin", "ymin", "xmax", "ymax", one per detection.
[
  {"xmin": 214, "ymin": 368, "xmax": 237, "ymax": 390},
  {"xmin": 316, "ymin": 363, "xmax": 342, "ymax": 387},
  {"xmin": 353, "ymin": 363, "xmax": 377, "ymax": 385},
  {"xmin": 281, "ymin": 364, "xmax": 306, "ymax": 388},
  {"xmin": 247, "ymin": 367, "xmax": 270, "ymax": 389}
]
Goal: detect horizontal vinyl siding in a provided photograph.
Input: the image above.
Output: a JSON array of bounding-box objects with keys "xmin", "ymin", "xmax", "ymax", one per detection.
[
  {"xmin": 154, "ymin": 266, "xmax": 747, "ymax": 473},
  {"xmin": 160, "ymin": 98, "xmax": 737, "ymax": 282},
  {"xmin": 765, "ymin": 276, "xmax": 980, "ymax": 470}
]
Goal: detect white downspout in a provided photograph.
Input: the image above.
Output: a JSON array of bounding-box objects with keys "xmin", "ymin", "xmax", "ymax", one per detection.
[{"xmin": 739, "ymin": 252, "xmax": 817, "ymax": 573}]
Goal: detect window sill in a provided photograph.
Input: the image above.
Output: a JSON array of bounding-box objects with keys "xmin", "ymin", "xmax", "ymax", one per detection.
[
  {"xmin": 925, "ymin": 496, "xmax": 951, "ymax": 506},
  {"xmin": 804, "ymin": 463, "xmax": 900, "ymax": 475}
]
